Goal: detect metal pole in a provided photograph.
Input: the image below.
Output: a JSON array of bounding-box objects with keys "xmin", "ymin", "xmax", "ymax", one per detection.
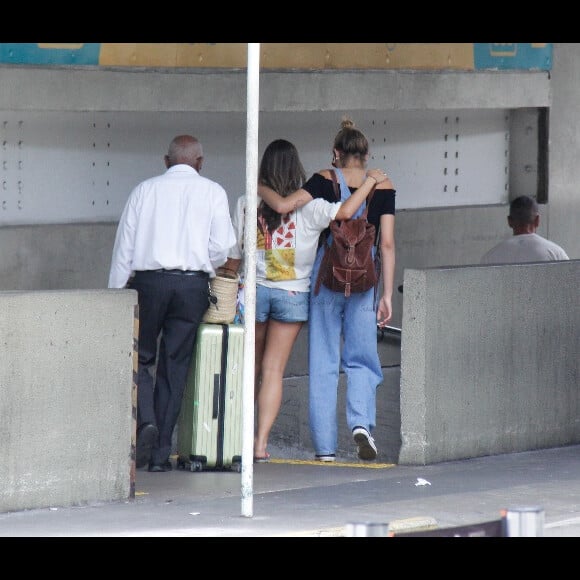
[
  {"xmin": 345, "ymin": 522, "xmax": 390, "ymax": 537},
  {"xmin": 240, "ymin": 42, "xmax": 260, "ymax": 518},
  {"xmin": 502, "ymin": 506, "xmax": 545, "ymax": 537}
]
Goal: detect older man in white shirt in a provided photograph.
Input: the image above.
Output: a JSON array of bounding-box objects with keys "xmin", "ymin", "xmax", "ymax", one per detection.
[
  {"xmin": 108, "ymin": 134, "xmax": 236, "ymax": 472},
  {"xmin": 481, "ymin": 195, "xmax": 569, "ymax": 264}
]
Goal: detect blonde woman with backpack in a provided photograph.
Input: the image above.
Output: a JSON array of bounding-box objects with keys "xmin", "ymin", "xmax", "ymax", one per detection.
[
  {"xmin": 224, "ymin": 139, "xmax": 386, "ymax": 462},
  {"xmin": 259, "ymin": 117, "xmax": 396, "ymax": 462}
]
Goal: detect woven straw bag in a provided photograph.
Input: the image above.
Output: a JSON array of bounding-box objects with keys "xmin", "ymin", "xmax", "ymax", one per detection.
[{"xmin": 202, "ymin": 272, "xmax": 240, "ymax": 324}]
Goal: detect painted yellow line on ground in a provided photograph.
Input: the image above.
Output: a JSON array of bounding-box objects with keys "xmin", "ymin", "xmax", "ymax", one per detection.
[
  {"xmin": 267, "ymin": 458, "xmax": 395, "ymax": 469},
  {"xmin": 169, "ymin": 453, "xmax": 394, "ymax": 469}
]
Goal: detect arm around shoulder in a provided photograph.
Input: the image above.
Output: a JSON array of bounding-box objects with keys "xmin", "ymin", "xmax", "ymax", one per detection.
[
  {"xmin": 257, "ymin": 182, "xmax": 313, "ymax": 213},
  {"xmin": 376, "ymin": 177, "xmax": 395, "ymax": 190}
]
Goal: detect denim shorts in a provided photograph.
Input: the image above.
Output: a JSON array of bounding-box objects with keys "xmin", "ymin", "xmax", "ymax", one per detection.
[{"xmin": 255, "ymin": 285, "xmax": 309, "ymax": 323}]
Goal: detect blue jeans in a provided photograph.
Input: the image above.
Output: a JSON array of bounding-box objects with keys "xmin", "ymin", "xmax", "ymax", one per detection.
[
  {"xmin": 308, "ymin": 249, "xmax": 383, "ymax": 456},
  {"xmin": 255, "ymin": 284, "xmax": 309, "ymax": 323}
]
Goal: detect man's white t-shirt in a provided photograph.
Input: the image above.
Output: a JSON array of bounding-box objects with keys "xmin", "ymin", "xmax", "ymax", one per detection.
[
  {"xmin": 229, "ymin": 195, "xmax": 341, "ymax": 292},
  {"xmin": 481, "ymin": 233, "xmax": 570, "ymax": 264}
]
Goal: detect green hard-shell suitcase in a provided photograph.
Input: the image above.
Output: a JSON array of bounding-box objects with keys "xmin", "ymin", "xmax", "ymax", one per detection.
[{"xmin": 177, "ymin": 323, "xmax": 244, "ymax": 472}]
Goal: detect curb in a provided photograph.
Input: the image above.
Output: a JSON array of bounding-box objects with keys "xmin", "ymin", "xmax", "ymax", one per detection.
[
  {"xmin": 287, "ymin": 516, "xmax": 438, "ymax": 538},
  {"xmin": 387, "ymin": 516, "xmax": 439, "ymax": 534}
]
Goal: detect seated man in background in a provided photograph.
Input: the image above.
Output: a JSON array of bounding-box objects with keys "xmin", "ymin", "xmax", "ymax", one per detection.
[{"xmin": 481, "ymin": 195, "xmax": 570, "ymax": 264}]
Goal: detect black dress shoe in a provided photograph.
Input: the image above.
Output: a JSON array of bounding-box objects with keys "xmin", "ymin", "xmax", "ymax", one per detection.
[
  {"xmin": 136, "ymin": 423, "xmax": 159, "ymax": 468},
  {"xmin": 148, "ymin": 460, "xmax": 172, "ymax": 473}
]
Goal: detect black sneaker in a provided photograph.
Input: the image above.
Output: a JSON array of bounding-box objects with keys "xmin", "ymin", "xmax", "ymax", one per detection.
[
  {"xmin": 148, "ymin": 460, "xmax": 172, "ymax": 473},
  {"xmin": 136, "ymin": 423, "xmax": 159, "ymax": 468},
  {"xmin": 352, "ymin": 427, "xmax": 377, "ymax": 461}
]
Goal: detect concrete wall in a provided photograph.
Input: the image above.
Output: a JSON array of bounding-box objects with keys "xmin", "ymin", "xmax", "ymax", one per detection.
[
  {"xmin": 0, "ymin": 289, "xmax": 138, "ymax": 512},
  {"xmin": 0, "ymin": 223, "xmax": 115, "ymax": 291},
  {"xmin": 399, "ymin": 260, "xmax": 580, "ymax": 465},
  {"xmin": 0, "ymin": 66, "xmax": 550, "ymax": 113},
  {"xmin": 546, "ymin": 43, "xmax": 580, "ymax": 258}
]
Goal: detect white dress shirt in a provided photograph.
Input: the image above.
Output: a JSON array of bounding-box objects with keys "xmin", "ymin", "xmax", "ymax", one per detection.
[{"xmin": 108, "ymin": 164, "xmax": 236, "ymax": 288}]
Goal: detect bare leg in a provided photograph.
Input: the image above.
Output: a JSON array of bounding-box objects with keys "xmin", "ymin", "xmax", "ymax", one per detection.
[
  {"xmin": 254, "ymin": 320, "xmax": 303, "ymax": 458},
  {"xmin": 254, "ymin": 320, "xmax": 268, "ymax": 393},
  {"xmin": 253, "ymin": 320, "xmax": 267, "ymax": 457}
]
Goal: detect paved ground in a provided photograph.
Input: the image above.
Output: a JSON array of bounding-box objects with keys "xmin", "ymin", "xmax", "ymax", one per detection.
[{"xmin": 2, "ymin": 443, "xmax": 580, "ymax": 542}]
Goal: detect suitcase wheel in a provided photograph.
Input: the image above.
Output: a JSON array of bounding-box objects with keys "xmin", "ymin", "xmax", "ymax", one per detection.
[
  {"xmin": 189, "ymin": 460, "xmax": 203, "ymax": 472},
  {"xmin": 176, "ymin": 457, "xmax": 203, "ymax": 472}
]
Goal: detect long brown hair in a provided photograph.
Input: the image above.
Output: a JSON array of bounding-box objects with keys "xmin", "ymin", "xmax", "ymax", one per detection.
[{"xmin": 258, "ymin": 139, "xmax": 306, "ymax": 232}]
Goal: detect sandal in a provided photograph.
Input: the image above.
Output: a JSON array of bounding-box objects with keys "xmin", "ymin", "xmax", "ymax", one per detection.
[{"xmin": 253, "ymin": 452, "xmax": 271, "ymax": 463}]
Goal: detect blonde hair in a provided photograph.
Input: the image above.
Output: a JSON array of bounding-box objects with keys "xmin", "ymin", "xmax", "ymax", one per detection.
[
  {"xmin": 333, "ymin": 116, "xmax": 369, "ymax": 161},
  {"xmin": 340, "ymin": 116, "xmax": 355, "ymax": 130}
]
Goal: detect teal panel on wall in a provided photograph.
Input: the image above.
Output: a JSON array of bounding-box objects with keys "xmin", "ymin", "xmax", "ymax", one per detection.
[
  {"xmin": 474, "ymin": 43, "xmax": 552, "ymax": 70},
  {"xmin": 0, "ymin": 44, "xmax": 101, "ymax": 65}
]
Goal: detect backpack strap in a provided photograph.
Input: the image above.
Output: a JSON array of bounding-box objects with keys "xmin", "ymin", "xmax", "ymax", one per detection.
[
  {"xmin": 314, "ymin": 169, "xmax": 340, "ymax": 295},
  {"xmin": 334, "ymin": 167, "xmax": 375, "ymax": 219},
  {"xmin": 334, "ymin": 167, "xmax": 349, "ymax": 201},
  {"xmin": 334, "ymin": 167, "xmax": 356, "ymax": 209},
  {"xmin": 329, "ymin": 169, "xmax": 340, "ymax": 201}
]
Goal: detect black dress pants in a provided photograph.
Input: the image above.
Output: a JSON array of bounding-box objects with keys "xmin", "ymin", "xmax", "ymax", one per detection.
[{"xmin": 129, "ymin": 270, "xmax": 209, "ymax": 464}]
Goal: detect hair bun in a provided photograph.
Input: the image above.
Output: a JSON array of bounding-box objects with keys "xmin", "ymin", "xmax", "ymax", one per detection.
[{"xmin": 341, "ymin": 115, "xmax": 355, "ymax": 130}]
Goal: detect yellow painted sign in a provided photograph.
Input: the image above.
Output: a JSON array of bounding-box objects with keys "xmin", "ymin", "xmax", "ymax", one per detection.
[{"xmin": 0, "ymin": 43, "xmax": 552, "ymax": 71}]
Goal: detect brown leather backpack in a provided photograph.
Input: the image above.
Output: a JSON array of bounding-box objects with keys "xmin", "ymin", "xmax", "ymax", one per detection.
[{"xmin": 314, "ymin": 169, "xmax": 380, "ymax": 298}]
